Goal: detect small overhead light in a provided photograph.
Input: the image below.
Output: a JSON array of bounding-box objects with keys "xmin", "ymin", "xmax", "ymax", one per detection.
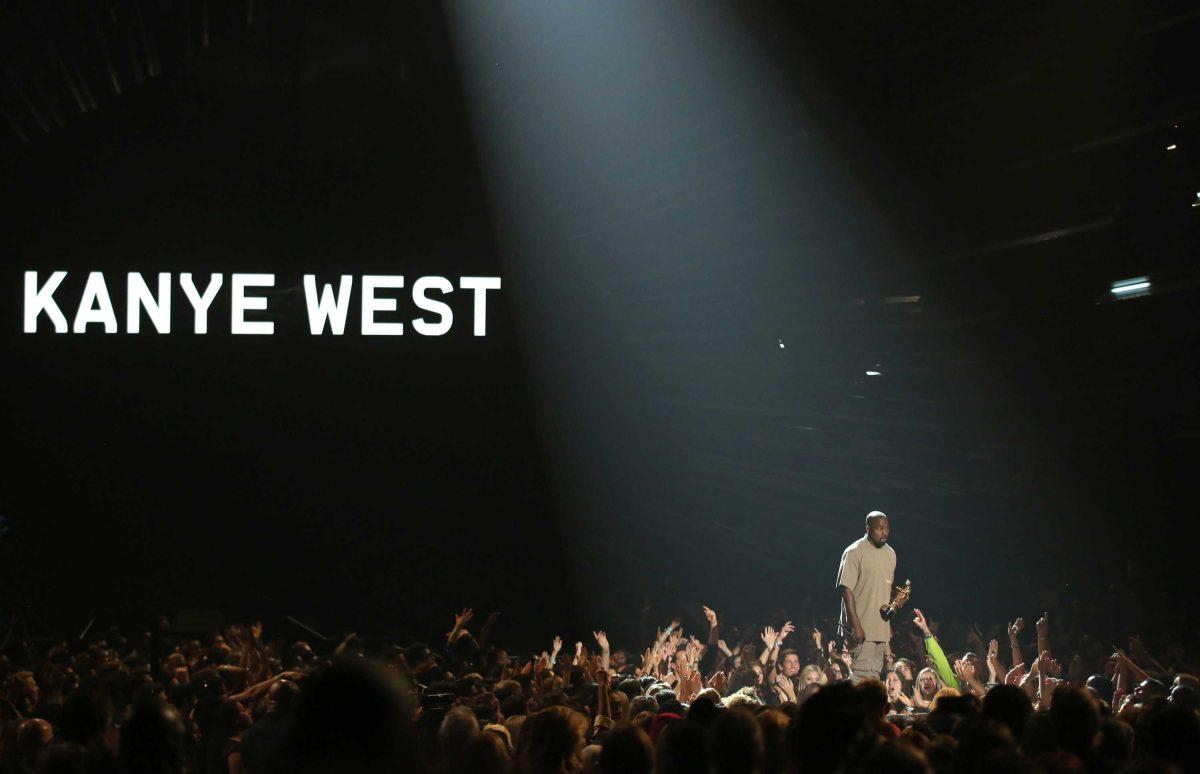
[
  {"xmin": 778, "ymin": 338, "xmax": 786, "ymax": 350},
  {"xmin": 1110, "ymin": 277, "xmax": 1150, "ymax": 296},
  {"xmin": 1166, "ymin": 144, "xmax": 1177, "ymax": 150},
  {"xmin": 865, "ymin": 370, "xmax": 881, "ymax": 376}
]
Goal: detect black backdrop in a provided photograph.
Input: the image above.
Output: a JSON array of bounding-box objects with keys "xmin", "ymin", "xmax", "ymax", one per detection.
[{"xmin": 2, "ymin": 1, "xmax": 1197, "ymax": 648}]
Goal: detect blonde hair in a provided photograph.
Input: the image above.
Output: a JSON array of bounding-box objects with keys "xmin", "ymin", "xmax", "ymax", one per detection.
[
  {"xmin": 723, "ymin": 686, "xmax": 763, "ymax": 708},
  {"xmin": 915, "ymin": 667, "xmax": 942, "ymax": 696},
  {"xmin": 929, "ymin": 686, "xmax": 960, "ymax": 711},
  {"xmin": 799, "ymin": 664, "xmax": 827, "ymax": 687}
]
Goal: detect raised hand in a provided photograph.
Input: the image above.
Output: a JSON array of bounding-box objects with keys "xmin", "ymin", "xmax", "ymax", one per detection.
[
  {"xmin": 456, "ymin": 607, "xmax": 475, "ymax": 629},
  {"xmin": 775, "ymin": 673, "xmax": 797, "ymax": 702},
  {"xmin": 1008, "ymin": 618, "xmax": 1024, "ymax": 640},
  {"xmin": 839, "ymin": 642, "xmax": 853, "ymax": 670},
  {"xmin": 1005, "ymin": 663, "xmax": 1026, "ymax": 686},
  {"xmin": 551, "ymin": 636, "xmax": 563, "ymax": 654},
  {"xmin": 954, "ymin": 658, "xmax": 976, "ymax": 682},
  {"xmin": 912, "ymin": 609, "xmax": 932, "ymax": 637},
  {"xmin": 779, "ymin": 621, "xmax": 796, "ymax": 642},
  {"xmin": 1035, "ymin": 612, "xmax": 1049, "ymax": 637},
  {"xmin": 988, "ymin": 639, "xmax": 1000, "ymax": 660},
  {"xmin": 811, "ymin": 627, "xmax": 822, "ymax": 648},
  {"xmin": 593, "ymin": 630, "xmax": 610, "ymax": 651},
  {"xmin": 761, "ymin": 625, "xmax": 778, "ymax": 649},
  {"xmin": 702, "ymin": 605, "xmax": 719, "ymax": 628}
]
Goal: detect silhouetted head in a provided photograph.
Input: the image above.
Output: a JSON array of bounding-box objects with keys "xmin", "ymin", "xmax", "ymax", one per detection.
[
  {"xmin": 267, "ymin": 678, "xmax": 301, "ymax": 717},
  {"xmin": 119, "ymin": 698, "xmax": 186, "ymax": 774},
  {"xmin": 283, "ymin": 659, "xmax": 422, "ymax": 774}
]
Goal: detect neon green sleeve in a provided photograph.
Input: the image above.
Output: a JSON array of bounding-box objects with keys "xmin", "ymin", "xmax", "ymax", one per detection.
[{"xmin": 924, "ymin": 635, "xmax": 960, "ymax": 690}]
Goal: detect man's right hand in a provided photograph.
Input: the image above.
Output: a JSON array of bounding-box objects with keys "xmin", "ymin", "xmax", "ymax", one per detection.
[{"xmin": 853, "ymin": 622, "xmax": 865, "ymax": 644}]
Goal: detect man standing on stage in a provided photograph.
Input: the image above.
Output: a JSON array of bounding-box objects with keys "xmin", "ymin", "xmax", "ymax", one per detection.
[{"xmin": 836, "ymin": 511, "xmax": 897, "ymax": 683}]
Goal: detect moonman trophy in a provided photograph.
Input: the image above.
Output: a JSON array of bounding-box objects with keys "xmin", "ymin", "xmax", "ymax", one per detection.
[{"xmin": 880, "ymin": 579, "xmax": 912, "ymax": 621}]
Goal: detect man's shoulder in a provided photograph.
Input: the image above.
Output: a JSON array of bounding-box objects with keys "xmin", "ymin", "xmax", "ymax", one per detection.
[{"xmin": 842, "ymin": 536, "xmax": 869, "ymax": 555}]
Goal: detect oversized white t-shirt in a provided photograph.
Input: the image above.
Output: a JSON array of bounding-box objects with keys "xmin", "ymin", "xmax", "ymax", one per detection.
[{"xmin": 836, "ymin": 536, "xmax": 897, "ymax": 642}]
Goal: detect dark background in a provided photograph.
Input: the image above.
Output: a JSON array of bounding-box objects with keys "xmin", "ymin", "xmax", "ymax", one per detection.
[{"xmin": 1, "ymin": 0, "xmax": 1197, "ymax": 649}]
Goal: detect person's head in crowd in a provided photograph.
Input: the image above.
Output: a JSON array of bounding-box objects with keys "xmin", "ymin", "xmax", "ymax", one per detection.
[
  {"xmin": 857, "ymin": 739, "xmax": 931, "ymax": 774},
  {"xmin": 283, "ymin": 658, "xmax": 422, "ymax": 773},
  {"xmin": 982, "ymin": 684, "xmax": 1034, "ymax": 740},
  {"xmin": 1172, "ymin": 673, "xmax": 1199, "ymax": 691},
  {"xmin": 928, "ymin": 687, "xmax": 960, "ymax": 713},
  {"xmin": 1134, "ymin": 678, "xmax": 1168, "ymax": 705},
  {"xmin": 482, "ymin": 722, "xmax": 513, "ymax": 754},
  {"xmin": 118, "ymin": 698, "xmax": 186, "ymax": 774},
  {"xmin": 778, "ymin": 649, "xmax": 801, "ymax": 680},
  {"xmin": 4, "ymin": 672, "xmax": 38, "ymax": 716},
  {"xmin": 795, "ymin": 682, "xmax": 821, "ymax": 707},
  {"xmin": 1084, "ymin": 673, "xmax": 1114, "ymax": 704},
  {"xmin": 35, "ymin": 741, "xmax": 87, "ymax": 774},
  {"xmin": 514, "ymin": 706, "xmax": 588, "ymax": 774},
  {"xmin": 654, "ymin": 691, "xmax": 684, "ymax": 717},
  {"xmin": 1049, "ymin": 683, "xmax": 1101, "ymax": 760},
  {"xmin": 786, "ymin": 681, "xmax": 875, "ymax": 772},
  {"xmin": 266, "ymin": 677, "xmax": 300, "ymax": 717},
  {"xmin": 797, "ymin": 664, "xmax": 825, "ymax": 688},
  {"xmin": 686, "ymin": 691, "xmax": 722, "ymax": 729},
  {"xmin": 729, "ymin": 664, "xmax": 764, "ymax": 693},
  {"xmin": 962, "ymin": 651, "xmax": 987, "ymax": 683},
  {"xmin": 915, "ymin": 668, "xmax": 941, "ymax": 703},
  {"xmin": 953, "ymin": 719, "xmax": 1015, "ymax": 771},
  {"xmin": 893, "ymin": 658, "xmax": 917, "ymax": 683},
  {"xmin": 505, "ymin": 715, "xmax": 526, "ymax": 745},
  {"xmin": 461, "ymin": 728, "xmax": 512, "ymax": 774},
  {"xmin": 654, "ymin": 720, "xmax": 707, "ymax": 774},
  {"xmin": 1134, "ymin": 702, "xmax": 1200, "ymax": 771},
  {"xmin": 885, "ymin": 669, "xmax": 911, "ymax": 706},
  {"xmin": 1096, "ymin": 718, "xmax": 1133, "ymax": 769},
  {"xmin": 755, "ymin": 708, "xmax": 789, "ymax": 774},
  {"xmin": 289, "ymin": 641, "xmax": 317, "ymax": 669},
  {"xmin": 15, "ymin": 717, "xmax": 53, "ymax": 770},
  {"xmin": 628, "ymin": 695, "xmax": 659, "ymax": 720},
  {"xmin": 825, "ymin": 660, "xmax": 847, "ymax": 682},
  {"xmin": 438, "ymin": 706, "xmax": 480, "ymax": 768},
  {"xmin": 599, "ymin": 722, "xmax": 653, "ymax": 774},
  {"xmin": 855, "ymin": 679, "xmax": 890, "ymax": 723},
  {"xmin": 58, "ymin": 689, "xmax": 109, "ymax": 745},
  {"xmin": 723, "ymin": 687, "xmax": 762, "ymax": 710},
  {"xmin": 707, "ymin": 707, "xmax": 762, "ymax": 774}
]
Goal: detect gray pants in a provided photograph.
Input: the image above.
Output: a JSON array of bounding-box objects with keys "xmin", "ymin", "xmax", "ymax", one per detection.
[{"xmin": 850, "ymin": 640, "xmax": 887, "ymax": 683}]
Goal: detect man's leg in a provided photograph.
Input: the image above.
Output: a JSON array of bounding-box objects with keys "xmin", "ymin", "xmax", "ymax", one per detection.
[{"xmin": 850, "ymin": 641, "xmax": 885, "ymax": 683}]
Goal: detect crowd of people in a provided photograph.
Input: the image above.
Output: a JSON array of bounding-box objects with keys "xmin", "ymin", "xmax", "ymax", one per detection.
[{"xmin": 0, "ymin": 598, "xmax": 1197, "ymax": 774}]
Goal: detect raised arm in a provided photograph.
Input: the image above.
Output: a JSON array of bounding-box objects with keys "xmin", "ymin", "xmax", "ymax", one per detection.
[
  {"xmin": 1007, "ymin": 618, "xmax": 1024, "ymax": 669},
  {"xmin": 593, "ymin": 630, "xmax": 610, "ymax": 673},
  {"xmin": 913, "ymin": 608, "xmax": 959, "ymax": 690},
  {"xmin": 759, "ymin": 625, "xmax": 779, "ymax": 668},
  {"xmin": 446, "ymin": 607, "xmax": 474, "ymax": 646}
]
